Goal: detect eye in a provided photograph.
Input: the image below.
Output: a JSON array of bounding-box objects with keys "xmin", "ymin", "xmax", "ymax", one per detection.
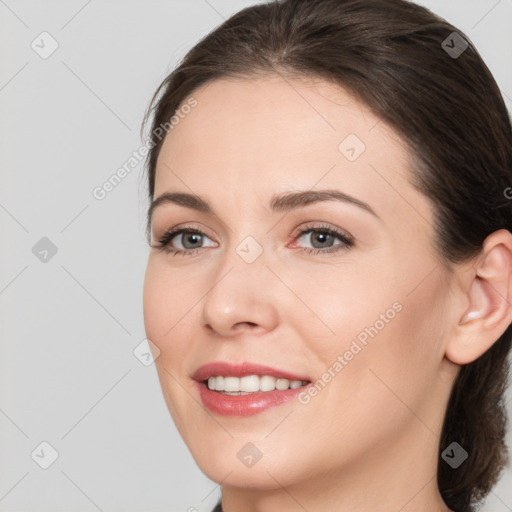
[
  {"xmin": 153, "ymin": 226, "xmax": 217, "ymax": 256},
  {"xmin": 290, "ymin": 222, "xmax": 354, "ymax": 255},
  {"xmin": 152, "ymin": 222, "xmax": 354, "ymax": 257}
]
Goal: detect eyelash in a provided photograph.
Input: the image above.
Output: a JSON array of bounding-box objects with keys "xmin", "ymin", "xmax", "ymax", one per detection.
[{"xmin": 153, "ymin": 222, "xmax": 354, "ymax": 257}]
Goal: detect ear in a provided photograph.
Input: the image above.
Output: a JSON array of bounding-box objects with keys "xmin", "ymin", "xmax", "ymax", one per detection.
[{"xmin": 445, "ymin": 229, "xmax": 512, "ymax": 365}]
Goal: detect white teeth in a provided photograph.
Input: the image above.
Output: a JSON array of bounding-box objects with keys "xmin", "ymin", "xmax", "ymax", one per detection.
[
  {"xmin": 206, "ymin": 375, "xmax": 307, "ymax": 393},
  {"xmin": 214, "ymin": 376, "xmax": 224, "ymax": 391},
  {"xmin": 224, "ymin": 376, "xmax": 240, "ymax": 392},
  {"xmin": 275, "ymin": 378, "xmax": 290, "ymax": 390},
  {"xmin": 260, "ymin": 375, "xmax": 276, "ymax": 392},
  {"xmin": 240, "ymin": 375, "xmax": 260, "ymax": 392}
]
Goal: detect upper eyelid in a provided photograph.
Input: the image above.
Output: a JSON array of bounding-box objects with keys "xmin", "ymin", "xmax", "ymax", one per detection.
[
  {"xmin": 157, "ymin": 222, "xmax": 345, "ymax": 238},
  {"xmin": 154, "ymin": 224, "xmax": 217, "ymax": 243},
  {"xmin": 156, "ymin": 219, "xmax": 349, "ymax": 235}
]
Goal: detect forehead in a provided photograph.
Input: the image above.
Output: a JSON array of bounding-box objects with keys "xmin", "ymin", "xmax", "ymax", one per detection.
[
  {"xmin": 153, "ymin": 74, "xmax": 433, "ymax": 227},
  {"xmin": 158, "ymin": 74, "xmax": 392, "ymax": 164}
]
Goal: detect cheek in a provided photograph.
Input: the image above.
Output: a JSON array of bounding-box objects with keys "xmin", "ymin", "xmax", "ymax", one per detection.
[
  {"xmin": 143, "ymin": 260, "xmax": 195, "ymax": 342},
  {"xmin": 143, "ymin": 263, "xmax": 167, "ymax": 342},
  {"xmin": 142, "ymin": 260, "xmax": 197, "ymax": 403},
  {"xmin": 143, "ymin": 261, "xmax": 204, "ymax": 432},
  {"xmin": 282, "ymin": 261, "xmax": 399, "ymax": 354},
  {"xmin": 293, "ymin": 260, "xmax": 447, "ymax": 417}
]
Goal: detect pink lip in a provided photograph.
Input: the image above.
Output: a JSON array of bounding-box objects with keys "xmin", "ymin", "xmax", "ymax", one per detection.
[
  {"xmin": 192, "ymin": 361, "xmax": 312, "ymax": 416},
  {"xmin": 192, "ymin": 361, "xmax": 310, "ymax": 382}
]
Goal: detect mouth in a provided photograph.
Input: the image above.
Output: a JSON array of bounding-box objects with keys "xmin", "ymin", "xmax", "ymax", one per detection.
[{"xmin": 192, "ymin": 362, "xmax": 312, "ymax": 416}]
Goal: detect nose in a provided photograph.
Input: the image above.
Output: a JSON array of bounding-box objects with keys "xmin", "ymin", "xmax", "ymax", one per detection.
[{"xmin": 201, "ymin": 243, "xmax": 280, "ymax": 338}]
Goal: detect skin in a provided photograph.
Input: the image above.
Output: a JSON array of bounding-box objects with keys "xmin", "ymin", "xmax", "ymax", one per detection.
[{"xmin": 143, "ymin": 73, "xmax": 512, "ymax": 512}]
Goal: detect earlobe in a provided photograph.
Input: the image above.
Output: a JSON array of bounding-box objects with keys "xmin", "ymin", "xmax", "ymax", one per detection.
[{"xmin": 446, "ymin": 229, "xmax": 512, "ymax": 365}]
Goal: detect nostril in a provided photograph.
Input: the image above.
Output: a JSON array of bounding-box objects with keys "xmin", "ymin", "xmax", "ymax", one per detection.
[{"xmin": 236, "ymin": 322, "xmax": 257, "ymax": 328}]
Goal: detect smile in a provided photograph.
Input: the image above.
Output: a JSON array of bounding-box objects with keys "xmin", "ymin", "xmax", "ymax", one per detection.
[{"xmin": 193, "ymin": 362, "xmax": 313, "ymax": 415}]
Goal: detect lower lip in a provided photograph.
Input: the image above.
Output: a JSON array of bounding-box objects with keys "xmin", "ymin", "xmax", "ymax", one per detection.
[{"xmin": 196, "ymin": 381, "xmax": 310, "ymax": 416}]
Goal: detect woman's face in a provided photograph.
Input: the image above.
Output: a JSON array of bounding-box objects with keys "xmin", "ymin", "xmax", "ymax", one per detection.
[{"xmin": 143, "ymin": 74, "xmax": 458, "ymax": 493}]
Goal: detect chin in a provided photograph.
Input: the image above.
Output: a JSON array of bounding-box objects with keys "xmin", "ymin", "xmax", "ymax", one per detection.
[
  {"xmin": 198, "ymin": 460, "xmax": 297, "ymax": 490},
  {"xmin": 186, "ymin": 436, "xmax": 309, "ymax": 490}
]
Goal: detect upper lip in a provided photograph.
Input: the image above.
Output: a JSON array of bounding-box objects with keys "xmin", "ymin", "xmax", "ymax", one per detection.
[{"xmin": 192, "ymin": 361, "xmax": 311, "ymax": 382}]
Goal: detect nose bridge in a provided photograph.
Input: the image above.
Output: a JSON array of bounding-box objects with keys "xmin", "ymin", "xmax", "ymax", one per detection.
[
  {"xmin": 200, "ymin": 231, "xmax": 279, "ymax": 336},
  {"xmin": 215, "ymin": 217, "xmax": 272, "ymax": 284}
]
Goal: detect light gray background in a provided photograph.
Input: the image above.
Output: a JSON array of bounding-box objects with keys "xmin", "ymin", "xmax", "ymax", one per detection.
[{"xmin": 1, "ymin": 1, "xmax": 511, "ymax": 511}]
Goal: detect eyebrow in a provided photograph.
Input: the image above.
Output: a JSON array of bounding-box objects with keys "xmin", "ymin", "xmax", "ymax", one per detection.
[{"xmin": 147, "ymin": 189, "xmax": 379, "ymax": 226}]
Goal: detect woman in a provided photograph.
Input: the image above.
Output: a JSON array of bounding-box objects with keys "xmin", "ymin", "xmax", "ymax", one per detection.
[{"xmin": 141, "ymin": 0, "xmax": 512, "ymax": 510}]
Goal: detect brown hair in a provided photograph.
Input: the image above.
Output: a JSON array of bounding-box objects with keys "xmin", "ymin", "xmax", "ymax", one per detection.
[{"xmin": 141, "ymin": 1, "xmax": 512, "ymax": 510}]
